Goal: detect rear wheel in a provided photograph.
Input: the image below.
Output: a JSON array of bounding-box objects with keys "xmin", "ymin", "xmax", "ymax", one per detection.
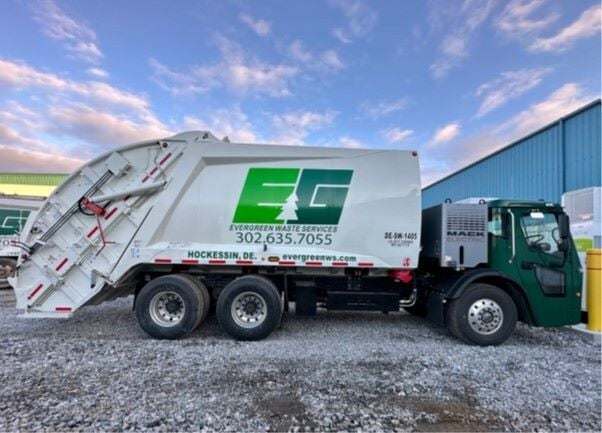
[
  {"xmin": 135, "ymin": 274, "xmax": 206, "ymax": 339},
  {"xmin": 0, "ymin": 258, "xmax": 16, "ymax": 289},
  {"xmin": 446, "ymin": 283, "xmax": 517, "ymax": 346},
  {"xmin": 177, "ymin": 274, "xmax": 211, "ymax": 328},
  {"xmin": 217, "ymin": 275, "xmax": 282, "ymax": 341}
]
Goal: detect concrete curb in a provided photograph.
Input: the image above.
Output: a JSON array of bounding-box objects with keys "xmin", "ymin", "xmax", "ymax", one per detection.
[{"xmin": 570, "ymin": 323, "xmax": 602, "ymax": 344}]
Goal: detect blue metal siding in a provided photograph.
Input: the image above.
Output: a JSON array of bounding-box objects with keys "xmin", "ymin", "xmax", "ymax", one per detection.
[
  {"xmin": 563, "ymin": 104, "xmax": 601, "ymax": 192},
  {"xmin": 423, "ymin": 101, "xmax": 601, "ymax": 208}
]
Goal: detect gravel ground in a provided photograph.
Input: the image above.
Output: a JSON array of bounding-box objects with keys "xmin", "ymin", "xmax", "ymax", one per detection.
[{"xmin": 0, "ymin": 289, "xmax": 600, "ymax": 432}]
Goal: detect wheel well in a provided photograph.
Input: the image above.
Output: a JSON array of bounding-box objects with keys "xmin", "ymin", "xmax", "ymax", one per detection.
[{"xmin": 470, "ymin": 276, "xmax": 535, "ymax": 325}]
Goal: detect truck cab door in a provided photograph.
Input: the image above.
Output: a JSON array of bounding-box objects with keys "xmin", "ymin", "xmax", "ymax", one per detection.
[{"xmin": 509, "ymin": 209, "xmax": 581, "ymax": 326}]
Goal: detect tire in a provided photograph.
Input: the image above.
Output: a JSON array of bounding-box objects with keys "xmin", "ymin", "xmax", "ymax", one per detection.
[
  {"xmin": 216, "ymin": 275, "xmax": 282, "ymax": 341},
  {"xmin": 135, "ymin": 274, "xmax": 205, "ymax": 339},
  {"xmin": 177, "ymin": 274, "xmax": 211, "ymax": 328},
  {"xmin": 0, "ymin": 258, "xmax": 16, "ymax": 290},
  {"xmin": 446, "ymin": 283, "xmax": 517, "ymax": 346}
]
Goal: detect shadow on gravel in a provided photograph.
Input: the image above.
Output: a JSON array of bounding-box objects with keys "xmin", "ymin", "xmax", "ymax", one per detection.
[{"xmin": 256, "ymin": 394, "xmax": 317, "ymax": 432}]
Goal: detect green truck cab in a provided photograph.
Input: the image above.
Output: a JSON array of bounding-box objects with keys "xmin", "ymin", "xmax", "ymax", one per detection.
[
  {"xmin": 421, "ymin": 199, "xmax": 582, "ymax": 345},
  {"xmin": 486, "ymin": 200, "xmax": 582, "ymax": 326}
]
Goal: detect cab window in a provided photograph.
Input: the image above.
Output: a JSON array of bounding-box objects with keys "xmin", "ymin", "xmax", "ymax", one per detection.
[
  {"xmin": 520, "ymin": 211, "xmax": 560, "ymax": 254},
  {"xmin": 488, "ymin": 208, "xmax": 505, "ymax": 237}
]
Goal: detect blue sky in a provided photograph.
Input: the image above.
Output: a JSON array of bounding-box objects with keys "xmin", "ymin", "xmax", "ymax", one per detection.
[{"xmin": 0, "ymin": 0, "xmax": 600, "ymax": 184}]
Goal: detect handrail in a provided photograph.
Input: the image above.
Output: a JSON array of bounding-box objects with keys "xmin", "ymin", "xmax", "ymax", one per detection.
[{"xmin": 508, "ymin": 209, "xmax": 516, "ymax": 263}]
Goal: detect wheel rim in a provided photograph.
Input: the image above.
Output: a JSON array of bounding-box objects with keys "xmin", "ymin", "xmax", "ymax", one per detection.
[
  {"xmin": 468, "ymin": 298, "xmax": 504, "ymax": 335},
  {"xmin": 149, "ymin": 291, "xmax": 185, "ymax": 327},
  {"xmin": 231, "ymin": 291, "xmax": 267, "ymax": 329}
]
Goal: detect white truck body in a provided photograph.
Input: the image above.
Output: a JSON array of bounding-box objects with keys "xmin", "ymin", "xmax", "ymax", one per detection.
[{"xmin": 12, "ymin": 131, "xmax": 421, "ymax": 317}]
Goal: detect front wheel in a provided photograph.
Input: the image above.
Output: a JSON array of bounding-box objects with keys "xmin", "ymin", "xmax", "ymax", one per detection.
[
  {"xmin": 217, "ymin": 275, "xmax": 282, "ymax": 341},
  {"xmin": 446, "ymin": 283, "xmax": 517, "ymax": 346}
]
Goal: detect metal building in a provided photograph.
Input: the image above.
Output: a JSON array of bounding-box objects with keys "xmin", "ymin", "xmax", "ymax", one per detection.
[
  {"xmin": 0, "ymin": 173, "xmax": 66, "ymax": 197},
  {"xmin": 422, "ymin": 99, "xmax": 601, "ymax": 208}
]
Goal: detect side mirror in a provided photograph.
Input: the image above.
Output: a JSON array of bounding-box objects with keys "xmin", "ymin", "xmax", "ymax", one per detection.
[
  {"xmin": 558, "ymin": 213, "xmax": 570, "ymax": 239},
  {"xmin": 558, "ymin": 213, "xmax": 570, "ymax": 253}
]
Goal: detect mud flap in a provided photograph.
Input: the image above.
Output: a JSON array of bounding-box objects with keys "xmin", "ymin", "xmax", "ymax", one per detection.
[{"xmin": 426, "ymin": 291, "xmax": 446, "ymax": 326}]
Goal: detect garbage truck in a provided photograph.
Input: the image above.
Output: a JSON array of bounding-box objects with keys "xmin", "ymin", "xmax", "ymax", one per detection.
[
  {"xmin": 0, "ymin": 195, "xmax": 44, "ymax": 288},
  {"xmin": 10, "ymin": 131, "xmax": 583, "ymax": 345}
]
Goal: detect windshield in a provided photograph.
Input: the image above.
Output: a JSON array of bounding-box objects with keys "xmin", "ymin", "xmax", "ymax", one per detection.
[{"xmin": 520, "ymin": 212, "xmax": 560, "ymax": 254}]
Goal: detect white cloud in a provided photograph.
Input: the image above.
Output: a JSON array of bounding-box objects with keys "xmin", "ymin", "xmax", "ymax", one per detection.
[
  {"xmin": 288, "ymin": 40, "xmax": 313, "ymax": 62},
  {"xmin": 0, "ymin": 101, "xmax": 42, "ymax": 132},
  {"xmin": 420, "ymin": 156, "xmax": 456, "ymax": 187},
  {"xmin": 239, "ymin": 13, "xmax": 271, "ymax": 37},
  {"xmin": 420, "ymin": 131, "xmax": 506, "ymax": 185},
  {"xmin": 86, "ymin": 67, "xmax": 109, "ymax": 79},
  {"xmin": 441, "ymin": 34, "xmax": 469, "ymax": 58},
  {"xmin": 0, "ymin": 59, "xmax": 149, "ymax": 113},
  {"xmin": 432, "ymin": 122, "xmax": 461, "ymax": 145},
  {"xmin": 380, "ymin": 127, "xmax": 414, "ymax": 144},
  {"xmin": 422, "ymin": 82, "xmax": 596, "ymax": 186},
  {"xmin": 228, "ymin": 63, "xmax": 297, "ymax": 97},
  {"xmin": 319, "ymin": 50, "xmax": 345, "ymax": 71},
  {"xmin": 332, "ymin": 28, "xmax": 352, "ymax": 44},
  {"xmin": 430, "ymin": 0, "xmax": 495, "ymax": 78},
  {"xmin": 272, "ymin": 110, "xmax": 337, "ymax": 145},
  {"xmin": 0, "ymin": 57, "xmax": 172, "ymax": 164},
  {"xmin": 495, "ymin": 83, "xmax": 595, "ymax": 138},
  {"xmin": 329, "ymin": 0, "xmax": 378, "ymax": 43},
  {"xmin": 31, "ymin": 0, "xmax": 102, "ymax": 63},
  {"xmin": 148, "ymin": 58, "xmax": 207, "ymax": 95},
  {"xmin": 150, "ymin": 36, "xmax": 298, "ymax": 97},
  {"xmin": 0, "ymin": 58, "xmax": 67, "ymax": 89},
  {"xmin": 475, "ymin": 67, "xmax": 552, "ymax": 117},
  {"xmin": 529, "ymin": 4, "xmax": 601, "ymax": 52},
  {"xmin": 0, "ymin": 123, "xmax": 48, "ymax": 152},
  {"xmin": 0, "ymin": 121, "xmax": 86, "ymax": 171},
  {"xmin": 0, "ymin": 144, "xmax": 84, "ymax": 172},
  {"xmin": 360, "ymin": 98, "xmax": 408, "ymax": 119},
  {"xmin": 338, "ymin": 137, "xmax": 364, "ymax": 148},
  {"xmin": 496, "ymin": 0, "xmax": 559, "ymax": 36},
  {"xmin": 183, "ymin": 106, "xmax": 257, "ymax": 142},
  {"xmin": 287, "ymin": 41, "xmax": 346, "ymax": 73},
  {"xmin": 47, "ymin": 105, "xmax": 171, "ymax": 147},
  {"xmin": 430, "ymin": 61, "xmax": 455, "ymax": 79}
]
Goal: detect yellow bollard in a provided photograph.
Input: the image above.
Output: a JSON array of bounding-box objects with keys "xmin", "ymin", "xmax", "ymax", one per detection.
[{"xmin": 586, "ymin": 249, "xmax": 602, "ymax": 331}]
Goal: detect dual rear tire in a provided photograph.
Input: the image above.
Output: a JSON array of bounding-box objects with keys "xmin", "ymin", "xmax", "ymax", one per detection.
[
  {"xmin": 136, "ymin": 274, "xmax": 282, "ymax": 341},
  {"xmin": 135, "ymin": 274, "xmax": 210, "ymax": 339},
  {"xmin": 216, "ymin": 275, "xmax": 282, "ymax": 341}
]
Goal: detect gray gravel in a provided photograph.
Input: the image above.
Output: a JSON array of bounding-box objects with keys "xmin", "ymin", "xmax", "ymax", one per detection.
[{"xmin": 0, "ymin": 290, "xmax": 600, "ymax": 432}]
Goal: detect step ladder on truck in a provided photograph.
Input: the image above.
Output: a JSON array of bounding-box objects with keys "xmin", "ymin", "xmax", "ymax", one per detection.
[{"xmin": 11, "ymin": 131, "xmax": 583, "ymax": 345}]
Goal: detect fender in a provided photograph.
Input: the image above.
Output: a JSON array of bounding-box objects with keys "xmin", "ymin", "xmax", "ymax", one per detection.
[
  {"xmin": 425, "ymin": 268, "xmax": 536, "ymax": 326},
  {"xmin": 445, "ymin": 269, "xmax": 523, "ymax": 299}
]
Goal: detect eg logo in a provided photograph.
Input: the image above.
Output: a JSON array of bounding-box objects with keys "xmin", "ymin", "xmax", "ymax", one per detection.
[
  {"xmin": 233, "ymin": 168, "xmax": 353, "ymax": 225},
  {"xmin": 0, "ymin": 210, "xmax": 30, "ymax": 236}
]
